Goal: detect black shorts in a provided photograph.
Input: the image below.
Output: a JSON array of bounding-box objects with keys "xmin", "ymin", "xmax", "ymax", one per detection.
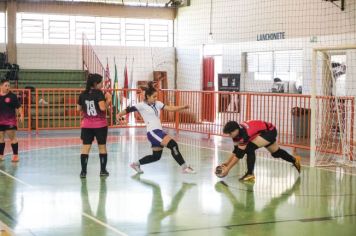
[
  {"xmin": 259, "ymin": 128, "xmax": 277, "ymax": 147},
  {"xmin": 0, "ymin": 125, "xmax": 17, "ymax": 132},
  {"xmin": 81, "ymin": 126, "xmax": 108, "ymax": 145}
]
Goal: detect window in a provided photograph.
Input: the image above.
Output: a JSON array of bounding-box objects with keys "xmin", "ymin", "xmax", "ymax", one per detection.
[
  {"xmin": 247, "ymin": 52, "xmax": 273, "ymax": 81},
  {"xmin": 0, "ymin": 12, "xmax": 5, "ymax": 43},
  {"xmin": 125, "ymin": 22, "xmax": 145, "ymax": 46},
  {"xmin": 48, "ymin": 15, "xmax": 70, "ymax": 44},
  {"xmin": 247, "ymin": 50, "xmax": 302, "ymax": 81},
  {"xmin": 100, "ymin": 21, "xmax": 120, "ymax": 45},
  {"xmin": 20, "ymin": 14, "xmax": 44, "ymax": 44},
  {"xmin": 274, "ymin": 50, "xmax": 302, "ymax": 81},
  {"xmin": 149, "ymin": 24, "xmax": 168, "ymax": 44},
  {"xmin": 75, "ymin": 16, "xmax": 96, "ymax": 43},
  {"xmin": 16, "ymin": 13, "xmax": 173, "ymax": 47}
]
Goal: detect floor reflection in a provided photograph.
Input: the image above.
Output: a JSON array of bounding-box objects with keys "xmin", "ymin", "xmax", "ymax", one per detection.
[{"xmin": 131, "ymin": 174, "xmax": 196, "ymax": 234}]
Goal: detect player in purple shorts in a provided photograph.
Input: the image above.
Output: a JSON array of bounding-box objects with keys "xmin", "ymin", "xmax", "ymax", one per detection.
[
  {"xmin": 0, "ymin": 79, "xmax": 23, "ymax": 162},
  {"xmin": 77, "ymin": 74, "xmax": 111, "ymax": 178},
  {"xmin": 116, "ymin": 81, "xmax": 195, "ymax": 174}
]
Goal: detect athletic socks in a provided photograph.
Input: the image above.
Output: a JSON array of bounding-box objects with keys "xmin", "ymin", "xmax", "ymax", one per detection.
[
  {"xmin": 99, "ymin": 153, "xmax": 108, "ymax": 171},
  {"xmin": 80, "ymin": 154, "xmax": 89, "ymax": 172},
  {"xmin": 11, "ymin": 143, "xmax": 18, "ymax": 155},
  {"xmin": 0, "ymin": 143, "xmax": 5, "ymax": 156}
]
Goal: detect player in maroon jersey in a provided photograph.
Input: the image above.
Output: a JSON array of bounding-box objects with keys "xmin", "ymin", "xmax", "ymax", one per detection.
[
  {"xmin": 215, "ymin": 120, "xmax": 301, "ymax": 181},
  {"xmin": 0, "ymin": 79, "xmax": 24, "ymax": 162}
]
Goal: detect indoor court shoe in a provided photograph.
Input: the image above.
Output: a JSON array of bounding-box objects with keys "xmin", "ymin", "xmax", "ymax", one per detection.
[
  {"xmin": 80, "ymin": 171, "xmax": 87, "ymax": 178},
  {"xmin": 182, "ymin": 166, "xmax": 196, "ymax": 174},
  {"xmin": 293, "ymin": 156, "xmax": 301, "ymax": 173},
  {"xmin": 11, "ymin": 155, "xmax": 19, "ymax": 162},
  {"xmin": 100, "ymin": 169, "xmax": 110, "ymax": 177},
  {"xmin": 239, "ymin": 173, "xmax": 255, "ymax": 182},
  {"xmin": 130, "ymin": 162, "xmax": 144, "ymax": 174}
]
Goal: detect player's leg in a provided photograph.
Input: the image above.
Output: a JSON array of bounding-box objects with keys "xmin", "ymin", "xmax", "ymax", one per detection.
[
  {"xmin": 5, "ymin": 128, "xmax": 19, "ymax": 162},
  {"xmin": 96, "ymin": 126, "xmax": 109, "ymax": 177},
  {"xmin": 129, "ymin": 130, "xmax": 164, "ymax": 174},
  {"xmin": 266, "ymin": 142, "xmax": 301, "ymax": 173},
  {"xmin": 239, "ymin": 143, "xmax": 258, "ymax": 181},
  {"xmin": 257, "ymin": 129, "xmax": 301, "ymax": 173},
  {"xmin": 0, "ymin": 129, "xmax": 5, "ymax": 161},
  {"xmin": 80, "ymin": 128, "xmax": 94, "ymax": 178},
  {"xmin": 161, "ymin": 133, "xmax": 195, "ymax": 174}
]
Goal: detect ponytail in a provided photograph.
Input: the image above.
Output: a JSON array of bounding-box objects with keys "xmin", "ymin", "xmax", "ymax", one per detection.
[
  {"xmin": 85, "ymin": 73, "xmax": 103, "ymax": 94},
  {"xmin": 144, "ymin": 81, "xmax": 157, "ymax": 99}
]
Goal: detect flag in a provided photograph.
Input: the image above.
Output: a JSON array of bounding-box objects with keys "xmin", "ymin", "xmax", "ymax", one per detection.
[
  {"xmin": 123, "ymin": 57, "xmax": 129, "ymax": 98},
  {"xmin": 112, "ymin": 59, "xmax": 120, "ymax": 112},
  {"xmin": 128, "ymin": 57, "xmax": 134, "ymax": 101},
  {"xmin": 104, "ymin": 58, "xmax": 112, "ymax": 90}
]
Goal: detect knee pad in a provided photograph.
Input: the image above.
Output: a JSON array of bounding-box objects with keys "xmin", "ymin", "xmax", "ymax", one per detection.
[
  {"xmin": 167, "ymin": 140, "xmax": 179, "ymax": 154},
  {"xmin": 167, "ymin": 139, "xmax": 178, "ymax": 149},
  {"xmin": 246, "ymin": 142, "xmax": 259, "ymax": 154},
  {"xmin": 152, "ymin": 150, "xmax": 163, "ymax": 161},
  {"xmin": 233, "ymin": 146, "xmax": 245, "ymax": 159},
  {"xmin": 271, "ymin": 148, "xmax": 282, "ymax": 158}
]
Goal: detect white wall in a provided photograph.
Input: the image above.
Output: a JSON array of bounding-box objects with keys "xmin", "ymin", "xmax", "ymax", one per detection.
[
  {"xmin": 175, "ymin": 0, "xmax": 356, "ymax": 93},
  {"xmin": 0, "ymin": 43, "xmax": 5, "ymax": 52},
  {"xmin": 14, "ymin": 44, "xmax": 175, "ymax": 89}
]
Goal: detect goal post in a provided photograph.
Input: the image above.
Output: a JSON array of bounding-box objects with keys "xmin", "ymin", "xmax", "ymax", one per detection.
[{"xmin": 311, "ymin": 45, "xmax": 356, "ymax": 167}]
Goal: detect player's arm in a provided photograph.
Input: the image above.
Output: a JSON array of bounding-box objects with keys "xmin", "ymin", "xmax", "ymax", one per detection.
[
  {"xmin": 163, "ymin": 104, "xmax": 189, "ymax": 112},
  {"xmin": 97, "ymin": 91, "xmax": 107, "ymax": 112},
  {"xmin": 77, "ymin": 94, "xmax": 82, "ymax": 112},
  {"xmin": 104, "ymin": 92, "xmax": 112, "ymax": 106},
  {"xmin": 116, "ymin": 106, "xmax": 137, "ymax": 121},
  {"xmin": 98, "ymin": 101, "xmax": 106, "ymax": 112},
  {"xmin": 16, "ymin": 107, "xmax": 24, "ymax": 123}
]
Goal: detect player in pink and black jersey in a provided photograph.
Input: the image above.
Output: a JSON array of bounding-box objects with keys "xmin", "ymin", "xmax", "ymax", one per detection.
[
  {"xmin": 0, "ymin": 79, "xmax": 23, "ymax": 162},
  {"xmin": 77, "ymin": 73, "xmax": 111, "ymax": 178}
]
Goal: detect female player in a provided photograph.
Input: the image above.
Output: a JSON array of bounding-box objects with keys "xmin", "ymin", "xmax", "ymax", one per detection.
[
  {"xmin": 116, "ymin": 81, "xmax": 195, "ymax": 174},
  {"xmin": 216, "ymin": 120, "xmax": 301, "ymax": 181},
  {"xmin": 77, "ymin": 73, "xmax": 111, "ymax": 178},
  {"xmin": 0, "ymin": 79, "xmax": 23, "ymax": 162}
]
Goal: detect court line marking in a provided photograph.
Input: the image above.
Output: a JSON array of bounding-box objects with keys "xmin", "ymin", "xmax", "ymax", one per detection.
[
  {"xmin": 0, "ymin": 138, "xmax": 355, "ymax": 235},
  {"xmin": 0, "ymin": 170, "xmax": 32, "ymax": 188},
  {"xmin": 0, "ymin": 219, "xmax": 14, "ymax": 236},
  {"xmin": 0, "ymin": 158, "xmax": 129, "ymax": 236},
  {"xmin": 148, "ymin": 213, "xmax": 356, "ymax": 235},
  {"xmin": 81, "ymin": 213, "xmax": 128, "ymax": 236}
]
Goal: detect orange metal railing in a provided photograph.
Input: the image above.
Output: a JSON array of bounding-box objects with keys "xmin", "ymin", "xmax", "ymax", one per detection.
[
  {"xmin": 32, "ymin": 88, "xmax": 354, "ymax": 160},
  {"xmin": 12, "ymin": 89, "xmax": 31, "ymax": 131}
]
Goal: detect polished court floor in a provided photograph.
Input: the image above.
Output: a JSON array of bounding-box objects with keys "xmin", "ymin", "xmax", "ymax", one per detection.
[{"xmin": 0, "ymin": 129, "xmax": 355, "ymax": 236}]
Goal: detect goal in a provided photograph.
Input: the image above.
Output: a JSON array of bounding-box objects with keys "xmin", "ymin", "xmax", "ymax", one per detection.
[{"xmin": 311, "ymin": 45, "xmax": 356, "ymax": 167}]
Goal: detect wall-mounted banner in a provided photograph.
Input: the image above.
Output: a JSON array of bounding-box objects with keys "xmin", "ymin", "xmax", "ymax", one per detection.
[{"xmin": 257, "ymin": 32, "xmax": 285, "ymax": 41}]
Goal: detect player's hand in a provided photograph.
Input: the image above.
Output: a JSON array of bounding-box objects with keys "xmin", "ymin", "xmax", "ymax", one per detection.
[
  {"xmin": 105, "ymin": 92, "xmax": 112, "ymax": 104},
  {"xmin": 18, "ymin": 116, "xmax": 24, "ymax": 124},
  {"xmin": 183, "ymin": 105, "xmax": 190, "ymax": 109},
  {"xmin": 116, "ymin": 114, "xmax": 126, "ymax": 125}
]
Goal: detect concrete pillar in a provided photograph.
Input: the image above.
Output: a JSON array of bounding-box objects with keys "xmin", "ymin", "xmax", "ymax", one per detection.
[{"xmin": 6, "ymin": 0, "xmax": 17, "ymax": 64}]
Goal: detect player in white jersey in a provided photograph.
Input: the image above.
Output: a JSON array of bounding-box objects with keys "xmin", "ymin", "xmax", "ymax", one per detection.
[{"xmin": 116, "ymin": 82, "xmax": 195, "ymax": 174}]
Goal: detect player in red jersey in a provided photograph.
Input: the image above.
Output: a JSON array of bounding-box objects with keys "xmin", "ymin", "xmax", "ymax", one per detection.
[
  {"xmin": 215, "ymin": 120, "xmax": 301, "ymax": 181},
  {"xmin": 0, "ymin": 79, "xmax": 23, "ymax": 162}
]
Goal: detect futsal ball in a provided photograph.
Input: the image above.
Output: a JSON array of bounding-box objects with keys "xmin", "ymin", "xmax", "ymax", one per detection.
[{"xmin": 215, "ymin": 165, "xmax": 228, "ymax": 178}]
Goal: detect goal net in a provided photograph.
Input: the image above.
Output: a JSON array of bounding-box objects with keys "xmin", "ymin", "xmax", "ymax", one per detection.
[{"xmin": 312, "ymin": 46, "xmax": 356, "ymax": 167}]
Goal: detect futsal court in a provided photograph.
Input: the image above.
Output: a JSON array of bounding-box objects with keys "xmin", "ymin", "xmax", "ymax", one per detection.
[
  {"xmin": 0, "ymin": 129, "xmax": 355, "ymax": 235},
  {"xmin": 1, "ymin": 0, "xmax": 356, "ymax": 235}
]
